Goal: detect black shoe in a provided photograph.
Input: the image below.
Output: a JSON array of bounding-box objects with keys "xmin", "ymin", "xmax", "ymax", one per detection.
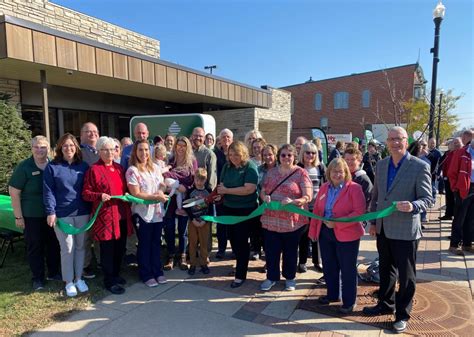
[
  {"xmin": 362, "ymin": 304, "xmax": 395, "ymax": 316},
  {"xmin": 338, "ymin": 304, "xmax": 356, "ymax": 314},
  {"xmin": 82, "ymin": 266, "xmax": 96, "ymax": 279},
  {"xmin": 230, "ymin": 279, "xmax": 244, "ymax": 288},
  {"xmin": 32, "ymin": 280, "xmax": 45, "ymax": 291},
  {"xmin": 297, "ymin": 264, "xmax": 307, "ymax": 273},
  {"xmin": 215, "ymin": 251, "xmax": 225, "ymax": 259},
  {"xmin": 114, "ymin": 276, "xmax": 126, "ymax": 285},
  {"xmin": 125, "ymin": 254, "xmax": 138, "ymax": 267},
  {"xmin": 439, "ymin": 215, "xmax": 452, "ymax": 220},
  {"xmin": 107, "ymin": 284, "xmax": 125, "ymax": 295},
  {"xmin": 46, "ymin": 274, "xmax": 62, "ymax": 281},
  {"xmin": 318, "ymin": 296, "xmax": 340, "ymax": 305},
  {"xmin": 200, "ymin": 265, "xmax": 210, "ymax": 274},
  {"xmin": 315, "ymin": 276, "xmax": 326, "ymax": 285},
  {"xmin": 188, "ymin": 266, "xmax": 196, "ymax": 275}
]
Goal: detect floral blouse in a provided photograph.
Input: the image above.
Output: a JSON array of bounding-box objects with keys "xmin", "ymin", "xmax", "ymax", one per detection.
[{"xmin": 260, "ymin": 166, "xmax": 312, "ymax": 233}]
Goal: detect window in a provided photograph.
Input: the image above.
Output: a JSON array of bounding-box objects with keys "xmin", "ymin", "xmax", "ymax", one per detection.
[
  {"xmin": 334, "ymin": 91, "xmax": 349, "ymax": 109},
  {"xmin": 362, "ymin": 89, "xmax": 371, "ymax": 108},
  {"xmin": 314, "ymin": 93, "xmax": 322, "ymax": 111},
  {"xmin": 414, "ymin": 86, "xmax": 423, "ymax": 100}
]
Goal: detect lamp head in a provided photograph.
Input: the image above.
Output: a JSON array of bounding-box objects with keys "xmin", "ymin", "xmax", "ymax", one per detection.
[{"xmin": 433, "ymin": 1, "xmax": 446, "ymax": 19}]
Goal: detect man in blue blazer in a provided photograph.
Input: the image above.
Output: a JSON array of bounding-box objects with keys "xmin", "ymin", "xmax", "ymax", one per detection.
[{"xmin": 363, "ymin": 127, "xmax": 432, "ymax": 334}]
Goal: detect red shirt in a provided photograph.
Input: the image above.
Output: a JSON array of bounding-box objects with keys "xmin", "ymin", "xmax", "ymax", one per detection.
[{"xmin": 82, "ymin": 160, "xmax": 133, "ymax": 241}]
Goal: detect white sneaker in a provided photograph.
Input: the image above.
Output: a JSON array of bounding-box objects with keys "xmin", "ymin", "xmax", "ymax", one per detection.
[
  {"xmin": 75, "ymin": 279, "xmax": 89, "ymax": 293},
  {"xmin": 65, "ymin": 282, "xmax": 78, "ymax": 297}
]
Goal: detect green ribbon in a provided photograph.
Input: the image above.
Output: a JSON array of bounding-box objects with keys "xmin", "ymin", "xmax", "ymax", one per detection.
[
  {"xmin": 201, "ymin": 201, "xmax": 398, "ymax": 225},
  {"xmin": 57, "ymin": 194, "xmax": 160, "ymax": 235}
]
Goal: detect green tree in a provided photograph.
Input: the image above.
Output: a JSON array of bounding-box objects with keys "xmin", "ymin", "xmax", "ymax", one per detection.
[
  {"xmin": 404, "ymin": 89, "xmax": 460, "ymax": 142},
  {"xmin": 0, "ymin": 97, "xmax": 32, "ymax": 193}
]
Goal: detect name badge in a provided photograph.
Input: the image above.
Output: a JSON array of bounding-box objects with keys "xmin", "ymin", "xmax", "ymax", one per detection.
[{"xmin": 32, "ymin": 171, "xmax": 40, "ymax": 176}]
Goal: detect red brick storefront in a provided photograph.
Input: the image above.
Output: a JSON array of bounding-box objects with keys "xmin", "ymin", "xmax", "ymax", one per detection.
[{"xmin": 282, "ymin": 64, "xmax": 426, "ymax": 141}]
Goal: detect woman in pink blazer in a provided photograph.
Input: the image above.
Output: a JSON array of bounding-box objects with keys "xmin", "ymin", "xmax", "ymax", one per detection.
[{"xmin": 309, "ymin": 158, "xmax": 366, "ymax": 314}]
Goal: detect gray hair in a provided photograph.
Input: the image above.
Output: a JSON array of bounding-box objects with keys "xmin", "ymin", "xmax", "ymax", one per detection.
[
  {"xmin": 387, "ymin": 126, "xmax": 408, "ymax": 138},
  {"xmin": 219, "ymin": 128, "xmax": 233, "ymax": 138},
  {"xmin": 96, "ymin": 136, "xmax": 117, "ymax": 151},
  {"xmin": 31, "ymin": 135, "xmax": 50, "ymax": 148}
]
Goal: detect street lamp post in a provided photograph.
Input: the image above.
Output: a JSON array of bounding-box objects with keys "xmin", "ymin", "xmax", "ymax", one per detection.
[
  {"xmin": 436, "ymin": 90, "xmax": 443, "ymax": 148},
  {"xmin": 428, "ymin": 0, "xmax": 446, "ymax": 139},
  {"xmin": 204, "ymin": 65, "xmax": 217, "ymax": 74}
]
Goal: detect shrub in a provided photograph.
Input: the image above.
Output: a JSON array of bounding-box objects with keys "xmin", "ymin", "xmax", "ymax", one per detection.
[{"xmin": 0, "ymin": 97, "xmax": 32, "ymax": 193}]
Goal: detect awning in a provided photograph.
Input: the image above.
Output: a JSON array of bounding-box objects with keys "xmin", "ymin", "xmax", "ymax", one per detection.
[{"xmin": 0, "ymin": 15, "xmax": 271, "ymax": 108}]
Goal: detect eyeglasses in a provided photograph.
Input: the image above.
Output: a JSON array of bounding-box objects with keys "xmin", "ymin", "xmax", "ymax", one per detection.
[
  {"xmin": 387, "ymin": 137, "xmax": 407, "ymax": 143},
  {"xmin": 280, "ymin": 153, "xmax": 293, "ymax": 158},
  {"xmin": 100, "ymin": 148, "xmax": 115, "ymax": 153},
  {"xmin": 305, "ymin": 151, "xmax": 316, "ymax": 155},
  {"xmin": 176, "ymin": 143, "xmax": 186, "ymax": 148}
]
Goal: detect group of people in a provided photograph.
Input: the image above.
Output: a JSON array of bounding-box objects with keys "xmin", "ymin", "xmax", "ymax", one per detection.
[
  {"xmin": 11, "ymin": 121, "xmax": 458, "ymax": 334},
  {"xmin": 439, "ymin": 130, "xmax": 474, "ymax": 256}
]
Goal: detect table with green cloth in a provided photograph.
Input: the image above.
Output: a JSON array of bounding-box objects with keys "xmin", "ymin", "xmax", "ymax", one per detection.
[{"xmin": 0, "ymin": 195, "xmax": 23, "ymax": 234}]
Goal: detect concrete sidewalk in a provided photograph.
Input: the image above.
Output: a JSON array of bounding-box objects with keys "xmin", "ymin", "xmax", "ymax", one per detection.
[{"xmin": 31, "ymin": 196, "xmax": 473, "ymax": 337}]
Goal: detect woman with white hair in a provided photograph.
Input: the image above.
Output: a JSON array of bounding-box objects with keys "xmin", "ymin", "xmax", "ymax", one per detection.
[
  {"xmin": 82, "ymin": 136, "xmax": 133, "ymax": 295},
  {"xmin": 244, "ymin": 130, "xmax": 263, "ymax": 152}
]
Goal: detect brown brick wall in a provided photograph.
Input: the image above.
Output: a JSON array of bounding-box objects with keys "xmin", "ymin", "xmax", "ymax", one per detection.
[{"xmin": 283, "ymin": 65, "xmax": 418, "ymax": 141}]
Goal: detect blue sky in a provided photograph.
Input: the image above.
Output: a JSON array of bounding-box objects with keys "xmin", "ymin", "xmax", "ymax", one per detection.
[{"xmin": 53, "ymin": 0, "xmax": 473, "ymax": 129}]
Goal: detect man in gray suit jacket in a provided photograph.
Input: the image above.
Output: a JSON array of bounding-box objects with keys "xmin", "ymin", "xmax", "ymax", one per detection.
[{"xmin": 363, "ymin": 127, "xmax": 432, "ymax": 334}]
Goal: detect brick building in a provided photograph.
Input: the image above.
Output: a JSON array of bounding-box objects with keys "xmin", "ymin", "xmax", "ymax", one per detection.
[
  {"xmin": 0, "ymin": 0, "xmax": 291, "ymax": 144},
  {"xmin": 282, "ymin": 64, "xmax": 426, "ymax": 142}
]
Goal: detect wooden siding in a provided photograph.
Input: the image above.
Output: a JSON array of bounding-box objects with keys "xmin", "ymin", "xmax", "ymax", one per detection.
[
  {"xmin": 1, "ymin": 22, "xmax": 270, "ymax": 108},
  {"xmin": 77, "ymin": 43, "xmax": 96, "ymax": 73},
  {"xmin": 32, "ymin": 31, "xmax": 56, "ymax": 66},
  {"xmin": 56, "ymin": 37, "xmax": 77, "ymax": 70}
]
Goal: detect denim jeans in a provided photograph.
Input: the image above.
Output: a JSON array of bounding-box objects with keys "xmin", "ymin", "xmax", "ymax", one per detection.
[{"xmin": 163, "ymin": 215, "xmax": 188, "ymax": 256}]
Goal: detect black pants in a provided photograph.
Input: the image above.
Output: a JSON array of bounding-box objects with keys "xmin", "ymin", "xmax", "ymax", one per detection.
[
  {"xmin": 298, "ymin": 224, "xmax": 320, "ymax": 266},
  {"xmin": 377, "ymin": 226, "xmax": 419, "ymax": 322},
  {"xmin": 249, "ymin": 216, "xmax": 264, "ymax": 255},
  {"xmin": 99, "ymin": 220, "xmax": 127, "ymax": 288},
  {"xmin": 264, "ymin": 225, "xmax": 305, "ymax": 281},
  {"xmin": 224, "ymin": 205, "xmax": 256, "ymax": 281},
  {"xmin": 23, "ymin": 217, "xmax": 60, "ymax": 282},
  {"xmin": 215, "ymin": 204, "xmax": 228, "ymax": 254},
  {"xmin": 444, "ymin": 179, "xmax": 454, "ymax": 218},
  {"xmin": 450, "ymin": 187, "xmax": 474, "ymax": 247}
]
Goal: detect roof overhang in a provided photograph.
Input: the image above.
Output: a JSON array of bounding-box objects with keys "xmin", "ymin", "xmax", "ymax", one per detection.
[{"xmin": 0, "ymin": 15, "xmax": 271, "ymax": 108}]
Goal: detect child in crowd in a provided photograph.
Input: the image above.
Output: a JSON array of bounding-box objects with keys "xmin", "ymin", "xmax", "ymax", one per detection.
[
  {"xmin": 153, "ymin": 143, "xmax": 170, "ymax": 174},
  {"xmin": 184, "ymin": 168, "xmax": 212, "ymax": 275}
]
